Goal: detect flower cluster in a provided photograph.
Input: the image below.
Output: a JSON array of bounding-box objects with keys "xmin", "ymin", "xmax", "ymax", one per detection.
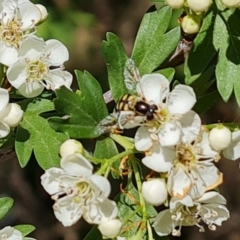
[
  {"xmin": 116, "ymin": 60, "xmax": 240, "ymax": 236},
  {"xmin": 0, "ymin": 87, "xmax": 23, "ymax": 138},
  {"xmin": 41, "ymin": 140, "xmax": 122, "ymax": 239},
  {"xmin": 0, "ymin": 0, "xmax": 72, "ymax": 98}
]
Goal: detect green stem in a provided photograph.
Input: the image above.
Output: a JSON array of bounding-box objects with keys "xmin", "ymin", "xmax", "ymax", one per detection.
[
  {"xmin": 94, "ymin": 149, "xmax": 137, "ymax": 175},
  {"xmin": 130, "ymin": 156, "xmax": 148, "ymax": 236},
  {"xmin": 147, "ymin": 220, "xmax": 154, "ymax": 240}
]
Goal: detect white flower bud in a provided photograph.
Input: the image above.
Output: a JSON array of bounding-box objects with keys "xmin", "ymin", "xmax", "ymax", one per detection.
[
  {"xmin": 98, "ymin": 219, "xmax": 122, "ymax": 239},
  {"xmin": 0, "ymin": 103, "xmax": 23, "ymax": 127},
  {"xmin": 35, "ymin": 4, "xmax": 48, "ymax": 23},
  {"xmin": 209, "ymin": 126, "xmax": 232, "ymax": 151},
  {"xmin": 221, "ymin": 0, "xmax": 240, "ymax": 7},
  {"xmin": 187, "ymin": 0, "xmax": 212, "ymax": 12},
  {"xmin": 60, "ymin": 139, "xmax": 84, "ymax": 157},
  {"xmin": 166, "ymin": 0, "xmax": 184, "ymax": 9},
  {"xmin": 142, "ymin": 179, "xmax": 168, "ymax": 206},
  {"xmin": 181, "ymin": 15, "xmax": 201, "ymax": 34}
]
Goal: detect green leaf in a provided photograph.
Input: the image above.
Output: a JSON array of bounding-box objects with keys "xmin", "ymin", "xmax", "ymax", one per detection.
[
  {"xmin": 194, "ymin": 91, "xmax": 219, "ymax": 114},
  {"xmin": 16, "ymin": 99, "xmax": 68, "ymax": 169},
  {"xmin": 213, "ymin": 9, "xmax": 240, "ymax": 104},
  {"xmin": 49, "ymin": 87, "xmax": 103, "ymax": 138},
  {"xmin": 0, "ymin": 197, "xmax": 13, "ymax": 220},
  {"xmin": 118, "ymin": 183, "xmax": 157, "ymax": 239},
  {"xmin": 155, "ymin": 68, "xmax": 175, "ymax": 81},
  {"xmin": 94, "ymin": 137, "xmax": 120, "ymax": 179},
  {"xmin": 14, "ymin": 225, "xmax": 35, "ymax": 237},
  {"xmin": 83, "ymin": 226, "xmax": 102, "ymax": 240},
  {"xmin": 190, "ymin": 66, "xmax": 216, "ymax": 96},
  {"xmin": 131, "ymin": 6, "xmax": 180, "ymax": 74},
  {"xmin": 75, "ymin": 70, "xmax": 108, "ymax": 121},
  {"xmin": 102, "ymin": 33, "xmax": 128, "ymax": 101},
  {"xmin": 184, "ymin": 4, "xmax": 217, "ymax": 85},
  {"xmin": 184, "ymin": 8, "xmax": 217, "ymax": 85}
]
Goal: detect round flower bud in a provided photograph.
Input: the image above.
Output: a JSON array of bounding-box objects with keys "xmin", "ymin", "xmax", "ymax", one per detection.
[
  {"xmin": 60, "ymin": 139, "xmax": 84, "ymax": 157},
  {"xmin": 98, "ymin": 219, "xmax": 122, "ymax": 239},
  {"xmin": 142, "ymin": 179, "xmax": 168, "ymax": 206},
  {"xmin": 35, "ymin": 4, "xmax": 48, "ymax": 23},
  {"xmin": 209, "ymin": 126, "xmax": 232, "ymax": 151},
  {"xmin": 0, "ymin": 103, "xmax": 23, "ymax": 127},
  {"xmin": 221, "ymin": 0, "xmax": 240, "ymax": 7},
  {"xmin": 166, "ymin": 0, "xmax": 184, "ymax": 9},
  {"xmin": 187, "ymin": 0, "xmax": 212, "ymax": 12},
  {"xmin": 181, "ymin": 15, "xmax": 201, "ymax": 34}
]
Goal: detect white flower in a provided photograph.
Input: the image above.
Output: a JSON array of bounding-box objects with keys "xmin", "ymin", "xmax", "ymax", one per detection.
[
  {"xmin": 136, "ymin": 74, "xmax": 197, "ymax": 147},
  {"xmin": 142, "ymin": 179, "xmax": 168, "ymax": 206},
  {"xmin": 167, "ymin": 128, "xmax": 222, "ymax": 199},
  {"xmin": 98, "ymin": 219, "xmax": 122, "ymax": 239},
  {"xmin": 60, "ymin": 139, "xmax": 84, "ymax": 158},
  {"xmin": 41, "ymin": 153, "xmax": 118, "ymax": 226},
  {"xmin": 153, "ymin": 192, "xmax": 229, "ymax": 236},
  {"xmin": 0, "ymin": 87, "xmax": 23, "ymax": 138},
  {"xmin": 135, "ymin": 111, "xmax": 201, "ymax": 173},
  {"xmin": 209, "ymin": 125, "xmax": 231, "ymax": 151},
  {"xmin": 7, "ymin": 36, "xmax": 72, "ymax": 98},
  {"xmin": 0, "ymin": 0, "xmax": 42, "ymax": 66}
]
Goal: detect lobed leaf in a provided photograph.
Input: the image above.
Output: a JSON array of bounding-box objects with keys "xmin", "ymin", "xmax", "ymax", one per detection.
[
  {"xmin": 102, "ymin": 33, "xmax": 128, "ymax": 101},
  {"xmin": 16, "ymin": 99, "xmax": 68, "ymax": 169},
  {"xmin": 132, "ymin": 6, "xmax": 180, "ymax": 75}
]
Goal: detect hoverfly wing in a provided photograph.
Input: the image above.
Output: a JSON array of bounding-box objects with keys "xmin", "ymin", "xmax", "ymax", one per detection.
[
  {"xmin": 118, "ymin": 110, "xmax": 146, "ymax": 129},
  {"xmin": 95, "ymin": 113, "xmax": 119, "ymax": 135},
  {"xmin": 124, "ymin": 59, "xmax": 141, "ymax": 93}
]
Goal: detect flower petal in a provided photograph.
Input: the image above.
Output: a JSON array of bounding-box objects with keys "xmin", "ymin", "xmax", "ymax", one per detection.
[
  {"xmin": 159, "ymin": 122, "xmax": 182, "ymax": 146},
  {"xmin": 153, "ymin": 209, "xmax": 173, "ymax": 236},
  {"xmin": 134, "ymin": 126, "xmax": 154, "ymax": 151},
  {"xmin": 18, "ymin": 81, "xmax": 44, "ymax": 98},
  {"xmin": 0, "ymin": 88, "xmax": 9, "ymax": 112},
  {"xmin": 223, "ymin": 130, "xmax": 240, "ymax": 160},
  {"xmin": 61, "ymin": 153, "xmax": 93, "ymax": 177},
  {"xmin": 167, "ymin": 85, "xmax": 196, "ymax": 114},
  {"xmin": 7, "ymin": 61, "xmax": 29, "ymax": 89},
  {"xmin": 137, "ymin": 73, "xmax": 169, "ymax": 105},
  {"xmin": 167, "ymin": 166, "xmax": 191, "ymax": 198},
  {"xmin": 83, "ymin": 199, "xmax": 118, "ymax": 224},
  {"xmin": 179, "ymin": 110, "xmax": 201, "ymax": 143},
  {"xmin": 45, "ymin": 70, "xmax": 72, "ymax": 90},
  {"xmin": 0, "ymin": 42, "xmax": 18, "ymax": 66},
  {"xmin": 0, "ymin": 226, "xmax": 22, "ymax": 240},
  {"xmin": 90, "ymin": 175, "xmax": 111, "ymax": 199},
  {"xmin": 197, "ymin": 191, "xmax": 226, "ymax": 205},
  {"xmin": 142, "ymin": 143, "xmax": 174, "ymax": 172},
  {"xmin": 53, "ymin": 194, "xmax": 82, "ymax": 227},
  {"xmin": 0, "ymin": 121, "xmax": 10, "ymax": 138},
  {"xmin": 40, "ymin": 167, "xmax": 65, "ymax": 195},
  {"xmin": 45, "ymin": 39, "xmax": 69, "ymax": 65},
  {"xmin": 18, "ymin": 1, "xmax": 41, "ymax": 29}
]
